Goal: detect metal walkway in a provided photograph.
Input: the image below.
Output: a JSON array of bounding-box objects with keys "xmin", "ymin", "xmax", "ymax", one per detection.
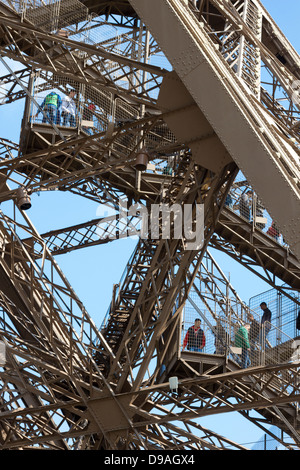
[{"xmin": 128, "ymin": 0, "xmax": 300, "ymax": 260}]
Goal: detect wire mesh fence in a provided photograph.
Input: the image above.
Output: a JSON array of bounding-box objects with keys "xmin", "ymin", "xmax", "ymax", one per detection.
[
  {"xmin": 30, "ymin": 81, "xmax": 112, "ymax": 134},
  {"xmin": 250, "ymin": 288, "xmax": 300, "ymax": 342},
  {"xmin": 224, "ymin": 171, "xmax": 289, "ymax": 247},
  {"xmin": 26, "ymin": 67, "xmax": 178, "ymax": 176},
  {"xmin": 180, "ymin": 293, "xmax": 300, "ymax": 370},
  {"xmin": 2, "ymin": 0, "xmax": 89, "ymax": 33},
  {"xmin": 251, "ymin": 426, "xmax": 291, "ymax": 450},
  {"xmin": 10, "ymin": 0, "xmax": 294, "ymax": 250}
]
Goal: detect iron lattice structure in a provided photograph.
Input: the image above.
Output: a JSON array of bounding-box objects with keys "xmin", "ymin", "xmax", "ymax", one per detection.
[{"xmin": 0, "ymin": 0, "xmax": 299, "ymax": 450}]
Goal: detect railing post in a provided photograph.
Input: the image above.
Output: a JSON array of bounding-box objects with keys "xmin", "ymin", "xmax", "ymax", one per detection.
[{"xmin": 261, "ymin": 324, "xmax": 266, "ymax": 366}]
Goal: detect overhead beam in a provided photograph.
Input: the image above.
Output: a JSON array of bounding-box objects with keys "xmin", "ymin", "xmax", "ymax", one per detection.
[{"xmin": 128, "ymin": 0, "xmax": 300, "ymax": 260}]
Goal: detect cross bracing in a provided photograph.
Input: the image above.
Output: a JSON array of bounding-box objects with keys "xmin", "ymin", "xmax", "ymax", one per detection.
[{"xmin": 0, "ymin": 0, "xmax": 299, "ymax": 450}]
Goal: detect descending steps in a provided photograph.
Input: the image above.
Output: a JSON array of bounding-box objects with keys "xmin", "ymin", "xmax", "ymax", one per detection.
[{"xmin": 214, "ymin": 206, "xmax": 300, "ymax": 289}]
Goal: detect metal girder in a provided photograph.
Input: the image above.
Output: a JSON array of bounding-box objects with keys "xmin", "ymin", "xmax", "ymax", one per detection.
[
  {"xmin": 212, "ymin": 207, "xmax": 300, "ymax": 292},
  {"xmin": 0, "ymin": 114, "xmax": 177, "ymax": 203},
  {"xmin": 118, "ymin": 362, "xmax": 300, "ymax": 443},
  {"xmin": 0, "ymin": 208, "xmax": 117, "ymax": 449},
  {"xmin": 0, "ymin": 2, "xmax": 164, "ymax": 107},
  {"xmin": 24, "ymin": 193, "xmax": 300, "ymax": 299},
  {"xmin": 1, "ymin": 0, "xmax": 300, "ymax": 451},
  {"xmin": 0, "ymin": 153, "xmax": 238, "ymax": 450},
  {"xmin": 128, "ymin": 0, "xmax": 300, "ymax": 260}
]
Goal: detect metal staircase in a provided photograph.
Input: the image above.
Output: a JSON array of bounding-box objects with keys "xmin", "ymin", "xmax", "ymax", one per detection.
[
  {"xmin": 0, "ymin": 0, "xmax": 300, "ymax": 450},
  {"xmin": 128, "ymin": 0, "xmax": 300, "ymax": 259}
]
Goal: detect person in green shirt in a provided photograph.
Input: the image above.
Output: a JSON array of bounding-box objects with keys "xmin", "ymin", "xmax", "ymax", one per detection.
[
  {"xmin": 235, "ymin": 323, "xmax": 251, "ymax": 368},
  {"xmin": 34, "ymin": 92, "xmax": 62, "ymax": 124}
]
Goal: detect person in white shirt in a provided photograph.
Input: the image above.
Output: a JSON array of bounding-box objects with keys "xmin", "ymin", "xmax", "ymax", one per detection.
[{"xmin": 61, "ymin": 89, "xmax": 76, "ymax": 127}]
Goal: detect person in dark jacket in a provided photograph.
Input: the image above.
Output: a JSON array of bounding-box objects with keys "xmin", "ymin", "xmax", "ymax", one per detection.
[
  {"xmin": 183, "ymin": 318, "xmax": 206, "ymax": 352},
  {"xmin": 235, "ymin": 323, "xmax": 251, "ymax": 368},
  {"xmin": 260, "ymin": 302, "xmax": 272, "ymax": 324},
  {"xmin": 296, "ymin": 310, "xmax": 300, "ymax": 331},
  {"xmin": 260, "ymin": 302, "xmax": 272, "ymax": 343}
]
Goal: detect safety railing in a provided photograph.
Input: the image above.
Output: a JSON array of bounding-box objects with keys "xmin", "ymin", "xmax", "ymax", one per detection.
[
  {"xmin": 260, "ymin": 321, "xmax": 298, "ymax": 366},
  {"xmin": 27, "ymin": 81, "xmax": 179, "ymax": 176},
  {"xmin": 180, "ymin": 309, "xmax": 297, "ymax": 370},
  {"xmin": 224, "ymin": 172, "xmax": 288, "ymax": 248},
  {"xmin": 30, "ymin": 92, "xmax": 108, "ymax": 134}
]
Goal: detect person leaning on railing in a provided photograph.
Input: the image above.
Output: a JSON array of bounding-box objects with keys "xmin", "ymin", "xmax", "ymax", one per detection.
[
  {"xmin": 34, "ymin": 91, "xmax": 62, "ymax": 124},
  {"xmin": 82, "ymin": 103, "xmax": 96, "ymax": 135},
  {"xmin": 235, "ymin": 323, "xmax": 251, "ymax": 368}
]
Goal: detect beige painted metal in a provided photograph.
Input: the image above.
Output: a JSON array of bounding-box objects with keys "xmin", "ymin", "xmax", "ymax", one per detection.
[
  {"xmin": 128, "ymin": 0, "xmax": 300, "ymax": 260},
  {"xmin": 157, "ymin": 71, "xmax": 233, "ymax": 173},
  {"xmin": 1, "ymin": 0, "xmax": 300, "ymax": 450}
]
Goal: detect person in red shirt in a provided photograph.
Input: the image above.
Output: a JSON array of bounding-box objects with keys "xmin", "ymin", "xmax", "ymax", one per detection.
[
  {"xmin": 266, "ymin": 221, "xmax": 280, "ymax": 241},
  {"xmin": 183, "ymin": 318, "xmax": 206, "ymax": 352}
]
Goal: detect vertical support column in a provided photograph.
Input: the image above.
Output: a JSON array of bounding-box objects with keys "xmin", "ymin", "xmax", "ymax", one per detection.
[
  {"xmin": 236, "ymin": 0, "xmax": 249, "ymax": 78},
  {"xmin": 234, "ymin": 0, "xmax": 263, "ymax": 98},
  {"xmin": 277, "ymin": 291, "xmax": 282, "ymax": 346}
]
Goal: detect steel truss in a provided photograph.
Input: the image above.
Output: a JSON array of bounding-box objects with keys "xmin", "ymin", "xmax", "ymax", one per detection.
[{"xmin": 0, "ymin": 0, "xmax": 299, "ymax": 450}]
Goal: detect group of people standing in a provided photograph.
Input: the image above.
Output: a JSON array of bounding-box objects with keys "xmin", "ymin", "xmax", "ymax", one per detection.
[
  {"xmin": 34, "ymin": 89, "xmax": 78, "ymax": 127},
  {"xmin": 235, "ymin": 302, "xmax": 272, "ymax": 368},
  {"xmin": 182, "ymin": 303, "xmax": 272, "ymax": 359},
  {"xmin": 182, "ymin": 302, "xmax": 300, "ymax": 370},
  {"xmin": 234, "ymin": 304, "xmax": 300, "ymax": 368}
]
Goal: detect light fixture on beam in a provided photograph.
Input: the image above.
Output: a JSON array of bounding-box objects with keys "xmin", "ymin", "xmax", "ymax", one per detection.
[
  {"xmin": 16, "ymin": 187, "xmax": 31, "ymax": 211},
  {"xmin": 134, "ymin": 147, "xmax": 149, "ymax": 172},
  {"xmin": 169, "ymin": 376, "xmax": 179, "ymax": 393}
]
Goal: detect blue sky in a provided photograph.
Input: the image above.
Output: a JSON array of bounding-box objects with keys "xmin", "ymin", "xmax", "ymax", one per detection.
[
  {"xmin": 0, "ymin": 0, "xmax": 299, "ymax": 449},
  {"xmin": 1, "ymin": 0, "xmax": 299, "ymax": 318}
]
